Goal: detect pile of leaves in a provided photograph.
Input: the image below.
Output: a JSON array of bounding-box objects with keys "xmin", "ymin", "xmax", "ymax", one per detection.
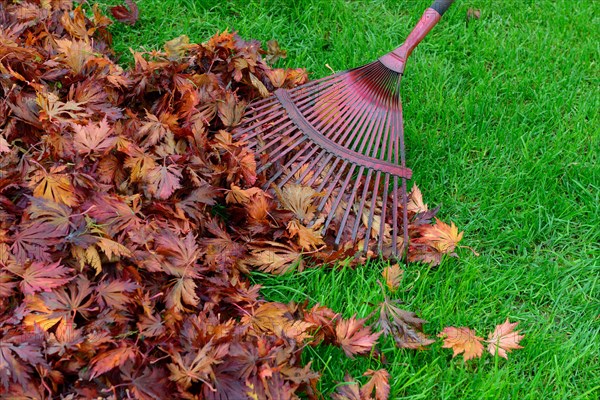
[{"xmin": 0, "ymin": 1, "xmax": 522, "ymax": 398}]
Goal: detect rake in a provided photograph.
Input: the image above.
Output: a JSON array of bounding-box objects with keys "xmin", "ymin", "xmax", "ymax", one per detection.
[{"xmin": 233, "ymin": 0, "xmax": 454, "ymax": 258}]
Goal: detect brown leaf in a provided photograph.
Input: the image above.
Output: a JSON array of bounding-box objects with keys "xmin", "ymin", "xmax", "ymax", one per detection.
[
  {"xmin": 147, "ymin": 164, "xmax": 183, "ymax": 200},
  {"xmin": 407, "ymin": 183, "xmax": 428, "ymax": 214},
  {"xmin": 361, "ymin": 369, "xmax": 390, "ymax": 400},
  {"xmin": 438, "ymin": 326, "xmax": 484, "ymax": 361},
  {"xmin": 287, "ymin": 219, "xmax": 325, "ymax": 251},
  {"xmin": 376, "ymin": 296, "xmax": 434, "ymax": 349},
  {"xmin": 72, "ymin": 118, "xmax": 116, "ymax": 156},
  {"xmin": 335, "ymin": 315, "xmax": 381, "ymax": 358},
  {"xmin": 381, "ymin": 264, "xmax": 403, "ymax": 292},
  {"xmin": 274, "ymin": 183, "xmax": 323, "ymax": 223},
  {"xmin": 486, "ymin": 319, "xmax": 524, "ymax": 359}
]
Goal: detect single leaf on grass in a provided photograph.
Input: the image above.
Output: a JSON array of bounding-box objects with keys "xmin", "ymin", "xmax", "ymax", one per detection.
[
  {"xmin": 335, "ymin": 315, "xmax": 382, "ymax": 358},
  {"xmin": 7, "ymin": 260, "xmax": 73, "ymax": 295},
  {"xmin": 417, "ymin": 218, "xmax": 463, "ymax": 253},
  {"xmin": 360, "ymin": 369, "xmax": 390, "ymax": 400},
  {"xmin": 90, "ymin": 344, "xmax": 137, "ymax": 379},
  {"xmin": 438, "ymin": 326, "xmax": 484, "ymax": 361},
  {"xmin": 381, "ymin": 264, "xmax": 403, "ymax": 292},
  {"xmin": 486, "ymin": 319, "xmax": 524, "ymax": 359},
  {"xmin": 110, "ymin": 0, "xmax": 139, "ymax": 26},
  {"xmin": 376, "ymin": 295, "xmax": 434, "ymax": 349}
]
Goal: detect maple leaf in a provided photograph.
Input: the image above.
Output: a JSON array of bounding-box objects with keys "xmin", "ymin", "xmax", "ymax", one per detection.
[
  {"xmin": 90, "ymin": 344, "xmax": 137, "ymax": 379},
  {"xmin": 244, "ymin": 302, "xmax": 290, "ymax": 335},
  {"xmin": 164, "ymin": 35, "xmax": 192, "ymax": 60},
  {"xmin": 111, "ymin": 0, "xmax": 139, "ymax": 26},
  {"xmin": 167, "ymin": 342, "xmax": 229, "ymax": 390},
  {"xmin": 245, "ymin": 242, "xmax": 303, "ymax": 275},
  {"xmin": 166, "ymin": 276, "xmax": 199, "ymax": 312},
  {"xmin": 486, "ymin": 319, "xmax": 524, "ymax": 359},
  {"xmin": 31, "ymin": 166, "xmax": 78, "ymax": 207},
  {"xmin": 360, "ymin": 369, "xmax": 390, "ymax": 400},
  {"xmin": 330, "ymin": 374, "xmax": 361, "ymax": 400},
  {"xmin": 417, "ymin": 218, "xmax": 463, "ymax": 254},
  {"xmin": 287, "ymin": 219, "xmax": 325, "ymax": 251},
  {"xmin": 381, "ymin": 264, "xmax": 403, "ymax": 292},
  {"xmin": 376, "ymin": 294, "xmax": 435, "ymax": 349},
  {"xmin": 24, "ymin": 276, "xmax": 95, "ymax": 332},
  {"xmin": 407, "ymin": 183, "xmax": 428, "ymax": 214},
  {"xmin": 217, "ymin": 92, "xmax": 245, "ymax": 127},
  {"xmin": 263, "ymin": 39, "xmax": 287, "ymax": 64},
  {"xmin": 438, "ymin": 326, "xmax": 484, "ymax": 361},
  {"xmin": 6, "ymin": 260, "xmax": 74, "ymax": 296},
  {"xmin": 147, "ymin": 164, "xmax": 182, "ymax": 200},
  {"xmin": 274, "ymin": 183, "xmax": 323, "ymax": 223},
  {"xmin": 72, "ymin": 118, "xmax": 117, "ymax": 156},
  {"xmin": 96, "ymin": 279, "xmax": 138, "ymax": 311},
  {"xmin": 226, "ymin": 184, "xmax": 263, "ymax": 204},
  {"xmin": 0, "ymin": 336, "xmax": 46, "ymax": 390},
  {"xmin": 335, "ymin": 315, "xmax": 382, "ymax": 358},
  {"xmin": 36, "ymin": 91, "xmax": 87, "ymax": 122},
  {"xmin": 120, "ymin": 365, "xmax": 169, "ymax": 400}
]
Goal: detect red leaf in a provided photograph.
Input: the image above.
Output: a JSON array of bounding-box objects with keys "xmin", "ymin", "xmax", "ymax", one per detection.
[
  {"xmin": 7, "ymin": 260, "xmax": 73, "ymax": 295},
  {"xmin": 110, "ymin": 0, "xmax": 139, "ymax": 26},
  {"xmin": 335, "ymin": 315, "xmax": 381, "ymax": 358},
  {"xmin": 90, "ymin": 344, "xmax": 137, "ymax": 379}
]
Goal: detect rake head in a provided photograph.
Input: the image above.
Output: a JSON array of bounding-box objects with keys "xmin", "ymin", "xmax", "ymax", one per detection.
[{"xmin": 233, "ymin": 0, "xmax": 453, "ymax": 258}]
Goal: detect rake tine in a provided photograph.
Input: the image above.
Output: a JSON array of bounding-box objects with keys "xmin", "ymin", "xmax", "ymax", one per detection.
[
  {"xmin": 364, "ymin": 171, "xmax": 382, "ymax": 254},
  {"xmin": 322, "ymin": 163, "xmax": 357, "ymax": 232},
  {"xmin": 304, "ymin": 152, "xmax": 334, "ymax": 187},
  {"xmin": 257, "ymin": 134, "xmax": 307, "ymax": 173},
  {"xmin": 351, "ymin": 169, "xmax": 373, "ymax": 241}
]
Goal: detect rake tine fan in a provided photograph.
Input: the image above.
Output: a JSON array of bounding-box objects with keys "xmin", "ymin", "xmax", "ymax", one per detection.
[{"xmin": 234, "ymin": 0, "xmax": 454, "ymax": 258}]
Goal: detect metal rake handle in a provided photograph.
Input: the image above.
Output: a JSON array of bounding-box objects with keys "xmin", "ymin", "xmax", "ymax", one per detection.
[{"xmin": 379, "ymin": 0, "xmax": 455, "ymax": 74}]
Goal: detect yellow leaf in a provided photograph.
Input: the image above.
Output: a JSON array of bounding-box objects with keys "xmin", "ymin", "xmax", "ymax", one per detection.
[
  {"xmin": 32, "ymin": 170, "xmax": 78, "ymax": 207},
  {"xmin": 274, "ymin": 183, "xmax": 323, "ymax": 223}
]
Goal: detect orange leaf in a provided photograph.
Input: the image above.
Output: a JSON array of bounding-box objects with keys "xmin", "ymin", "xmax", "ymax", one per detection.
[
  {"xmin": 360, "ymin": 369, "xmax": 390, "ymax": 400},
  {"xmin": 419, "ymin": 218, "xmax": 463, "ymax": 253},
  {"xmin": 32, "ymin": 168, "xmax": 78, "ymax": 207},
  {"xmin": 407, "ymin": 183, "xmax": 428, "ymax": 214},
  {"xmin": 486, "ymin": 319, "xmax": 524, "ymax": 359},
  {"xmin": 438, "ymin": 326, "xmax": 484, "ymax": 361},
  {"xmin": 90, "ymin": 345, "xmax": 136, "ymax": 379},
  {"xmin": 287, "ymin": 219, "xmax": 325, "ymax": 251}
]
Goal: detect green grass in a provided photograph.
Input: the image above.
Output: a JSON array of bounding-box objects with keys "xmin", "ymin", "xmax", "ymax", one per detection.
[{"xmin": 100, "ymin": 0, "xmax": 599, "ymax": 398}]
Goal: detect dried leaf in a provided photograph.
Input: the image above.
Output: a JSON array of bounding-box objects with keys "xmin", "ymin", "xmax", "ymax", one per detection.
[
  {"xmin": 486, "ymin": 319, "xmax": 524, "ymax": 359},
  {"xmin": 335, "ymin": 316, "xmax": 381, "ymax": 358},
  {"xmin": 438, "ymin": 326, "xmax": 484, "ymax": 361},
  {"xmin": 381, "ymin": 264, "xmax": 403, "ymax": 292},
  {"xmin": 361, "ymin": 369, "xmax": 390, "ymax": 400},
  {"xmin": 111, "ymin": 0, "xmax": 139, "ymax": 26}
]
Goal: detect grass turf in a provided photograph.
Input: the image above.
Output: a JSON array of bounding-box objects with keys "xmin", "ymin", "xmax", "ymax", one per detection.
[{"xmin": 100, "ymin": 0, "xmax": 599, "ymax": 398}]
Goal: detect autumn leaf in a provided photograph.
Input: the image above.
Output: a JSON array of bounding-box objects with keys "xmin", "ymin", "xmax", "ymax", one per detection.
[
  {"xmin": 72, "ymin": 118, "xmax": 117, "ymax": 156},
  {"xmin": 416, "ymin": 218, "xmax": 463, "ymax": 253},
  {"xmin": 407, "ymin": 183, "xmax": 428, "ymax": 214},
  {"xmin": 147, "ymin": 164, "xmax": 183, "ymax": 199},
  {"xmin": 376, "ymin": 294, "xmax": 434, "ymax": 349},
  {"xmin": 31, "ymin": 167, "xmax": 78, "ymax": 207},
  {"xmin": 225, "ymin": 184, "xmax": 263, "ymax": 204},
  {"xmin": 381, "ymin": 264, "xmax": 403, "ymax": 292},
  {"xmin": 90, "ymin": 344, "xmax": 137, "ymax": 379},
  {"xmin": 335, "ymin": 315, "xmax": 382, "ymax": 358},
  {"xmin": 7, "ymin": 260, "xmax": 73, "ymax": 296},
  {"xmin": 486, "ymin": 319, "xmax": 524, "ymax": 359},
  {"xmin": 164, "ymin": 35, "xmax": 192, "ymax": 60},
  {"xmin": 287, "ymin": 219, "xmax": 325, "ymax": 250},
  {"xmin": 438, "ymin": 326, "xmax": 484, "ymax": 361},
  {"xmin": 96, "ymin": 279, "xmax": 138, "ymax": 310},
  {"xmin": 245, "ymin": 242, "xmax": 303, "ymax": 275},
  {"xmin": 361, "ymin": 369, "xmax": 390, "ymax": 400},
  {"xmin": 111, "ymin": 0, "xmax": 139, "ymax": 26},
  {"xmin": 274, "ymin": 183, "xmax": 323, "ymax": 222}
]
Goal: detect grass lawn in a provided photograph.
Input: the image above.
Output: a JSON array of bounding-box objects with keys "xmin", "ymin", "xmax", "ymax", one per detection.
[{"xmin": 101, "ymin": 0, "xmax": 599, "ymax": 398}]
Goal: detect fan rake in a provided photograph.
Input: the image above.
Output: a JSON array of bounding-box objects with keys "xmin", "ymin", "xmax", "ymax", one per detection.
[{"xmin": 233, "ymin": 0, "xmax": 454, "ymax": 258}]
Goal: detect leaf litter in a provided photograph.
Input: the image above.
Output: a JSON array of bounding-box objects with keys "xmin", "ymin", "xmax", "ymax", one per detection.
[{"xmin": 0, "ymin": 1, "xmax": 521, "ymax": 398}]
